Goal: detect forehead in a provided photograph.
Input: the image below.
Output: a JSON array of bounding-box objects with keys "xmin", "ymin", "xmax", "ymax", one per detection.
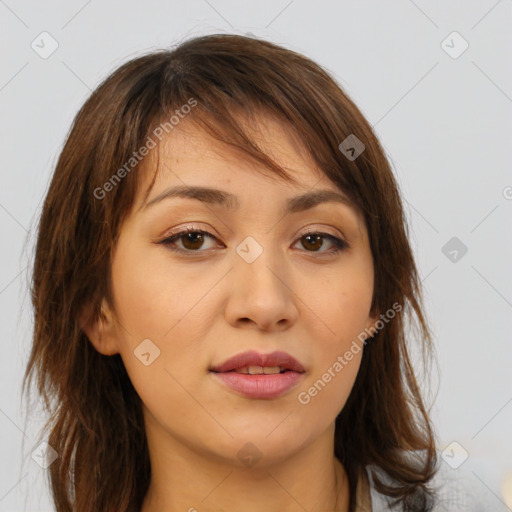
[
  {"xmin": 125, "ymin": 112, "xmax": 368, "ymax": 239},
  {"xmin": 182, "ymin": 113, "xmax": 315, "ymax": 165},
  {"xmin": 136, "ymin": 112, "xmax": 336, "ymax": 207}
]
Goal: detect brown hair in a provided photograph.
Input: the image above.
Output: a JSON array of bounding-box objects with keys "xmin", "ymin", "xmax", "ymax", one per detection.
[{"xmin": 23, "ymin": 33, "xmax": 440, "ymax": 512}]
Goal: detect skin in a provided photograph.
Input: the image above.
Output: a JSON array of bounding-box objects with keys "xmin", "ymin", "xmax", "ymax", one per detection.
[{"xmin": 84, "ymin": 113, "xmax": 378, "ymax": 512}]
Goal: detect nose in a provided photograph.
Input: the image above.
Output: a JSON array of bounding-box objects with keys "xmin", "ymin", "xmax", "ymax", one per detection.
[{"xmin": 224, "ymin": 241, "xmax": 299, "ymax": 332}]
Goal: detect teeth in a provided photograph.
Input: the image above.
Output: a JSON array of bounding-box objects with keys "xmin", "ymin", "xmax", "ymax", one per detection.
[
  {"xmin": 235, "ymin": 366, "xmax": 283, "ymax": 374},
  {"xmin": 262, "ymin": 366, "xmax": 282, "ymax": 374}
]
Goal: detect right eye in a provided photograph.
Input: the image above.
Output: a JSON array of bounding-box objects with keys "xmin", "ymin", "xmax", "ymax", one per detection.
[{"xmin": 158, "ymin": 227, "xmax": 221, "ymax": 255}]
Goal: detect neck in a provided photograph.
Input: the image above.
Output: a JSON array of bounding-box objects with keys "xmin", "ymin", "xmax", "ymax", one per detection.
[{"xmin": 140, "ymin": 411, "xmax": 350, "ymax": 512}]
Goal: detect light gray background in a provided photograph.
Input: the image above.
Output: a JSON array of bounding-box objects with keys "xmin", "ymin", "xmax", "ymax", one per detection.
[{"xmin": 1, "ymin": 0, "xmax": 511, "ymax": 510}]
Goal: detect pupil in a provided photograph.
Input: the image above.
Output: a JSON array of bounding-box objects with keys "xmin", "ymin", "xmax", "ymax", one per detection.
[
  {"xmin": 183, "ymin": 232, "xmax": 203, "ymax": 250},
  {"xmin": 304, "ymin": 234, "xmax": 322, "ymax": 251}
]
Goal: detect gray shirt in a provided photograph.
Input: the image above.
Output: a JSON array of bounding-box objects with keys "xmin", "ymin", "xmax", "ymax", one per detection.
[{"xmin": 355, "ymin": 462, "xmax": 495, "ymax": 511}]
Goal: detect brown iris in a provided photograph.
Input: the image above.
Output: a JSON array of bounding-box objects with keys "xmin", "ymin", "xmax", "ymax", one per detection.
[
  {"xmin": 182, "ymin": 232, "xmax": 205, "ymax": 250},
  {"xmin": 301, "ymin": 234, "xmax": 323, "ymax": 251}
]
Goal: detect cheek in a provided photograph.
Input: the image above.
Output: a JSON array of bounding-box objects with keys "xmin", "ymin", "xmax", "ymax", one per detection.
[
  {"xmin": 307, "ymin": 262, "xmax": 374, "ymax": 345},
  {"xmin": 109, "ymin": 243, "xmax": 215, "ymax": 400},
  {"xmin": 110, "ymin": 242, "xmax": 201, "ymax": 341},
  {"xmin": 297, "ymin": 314, "xmax": 365, "ymax": 419},
  {"xmin": 297, "ymin": 262, "xmax": 372, "ymax": 411},
  {"xmin": 300, "ymin": 353, "xmax": 362, "ymax": 417}
]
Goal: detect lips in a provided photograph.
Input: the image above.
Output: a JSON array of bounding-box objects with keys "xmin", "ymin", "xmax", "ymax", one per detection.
[
  {"xmin": 209, "ymin": 350, "xmax": 306, "ymax": 374},
  {"xmin": 209, "ymin": 350, "xmax": 306, "ymax": 399}
]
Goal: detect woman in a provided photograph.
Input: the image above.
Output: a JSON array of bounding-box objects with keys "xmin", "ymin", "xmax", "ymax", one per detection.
[{"xmin": 24, "ymin": 33, "xmax": 449, "ymax": 511}]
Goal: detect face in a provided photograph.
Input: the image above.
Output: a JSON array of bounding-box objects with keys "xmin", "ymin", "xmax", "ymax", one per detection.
[{"xmin": 90, "ymin": 113, "xmax": 377, "ymax": 468}]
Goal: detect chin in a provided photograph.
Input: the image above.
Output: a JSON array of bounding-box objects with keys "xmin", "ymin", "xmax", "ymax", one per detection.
[{"xmin": 201, "ymin": 428, "xmax": 300, "ymax": 460}]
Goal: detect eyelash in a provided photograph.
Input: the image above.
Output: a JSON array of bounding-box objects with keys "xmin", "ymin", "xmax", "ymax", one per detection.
[{"xmin": 157, "ymin": 226, "xmax": 349, "ymax": 257}]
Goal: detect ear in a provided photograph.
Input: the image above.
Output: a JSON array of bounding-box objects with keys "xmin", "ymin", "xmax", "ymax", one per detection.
[{"xmin": 79, "ymin": 298, "xmax": 120, "ymax": 356}]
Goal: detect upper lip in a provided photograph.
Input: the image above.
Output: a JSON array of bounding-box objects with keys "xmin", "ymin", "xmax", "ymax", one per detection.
[{"xmin": 210, "ymin": 350, "xmax": 306, "ymax": 373}]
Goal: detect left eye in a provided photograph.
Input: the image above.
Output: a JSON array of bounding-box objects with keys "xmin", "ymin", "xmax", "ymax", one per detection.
[
  {"xmin": 158, "ymin": 228, "xmax": 348, "ymax": 255},
  {"xmin": 297, "ymin": 232, "xmax": 348, "ymax": 253}
]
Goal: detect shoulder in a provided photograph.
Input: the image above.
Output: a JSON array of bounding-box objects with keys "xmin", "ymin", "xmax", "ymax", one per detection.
[{"xmin": 363, "ymin": 458, "xmax": 492, "ymax": 511}]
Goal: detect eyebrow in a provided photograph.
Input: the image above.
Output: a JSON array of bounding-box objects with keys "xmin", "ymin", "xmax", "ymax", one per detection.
[{"xmin": 143, "ymin": 185, "xmax": 353, "ymax": 214}]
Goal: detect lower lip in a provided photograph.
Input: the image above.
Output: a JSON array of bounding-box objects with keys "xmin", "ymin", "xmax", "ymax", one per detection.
[{"xmin": 210, "ymin": 371, "xmax": 305, "ymax": 399}]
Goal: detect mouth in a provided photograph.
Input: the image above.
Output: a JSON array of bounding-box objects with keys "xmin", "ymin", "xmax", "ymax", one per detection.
[
  {"xmin": 209, "ymin": 350, "xmax": 306, "ymax": 399},
  {"xmin": 218, "ymin": 366, "xmax": 294, "ymax": 375},
  {"xmin": 209, "ymin": 350, "xmax": 306, "ymax": 374}
]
